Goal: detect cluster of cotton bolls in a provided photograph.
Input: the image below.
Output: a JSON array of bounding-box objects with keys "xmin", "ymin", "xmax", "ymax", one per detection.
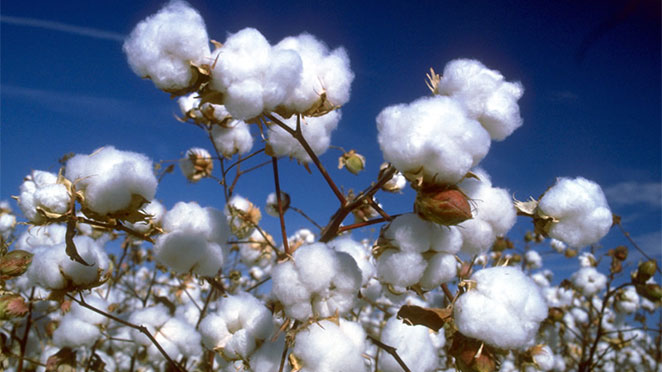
[{"xmin": 377, "ymin": 59, "xmax": 522, "ymax": 184}]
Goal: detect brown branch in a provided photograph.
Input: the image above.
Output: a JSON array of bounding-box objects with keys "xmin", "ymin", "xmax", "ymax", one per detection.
[
  {"xmin": 319, "ymin": 165, "xmax": 397, "ymax": 242},
  {"xmin": 367, "ymin": 335, "xmax": 412, "ymax": 372},
  {"xmin": 272, "ymin": 157, "xmax": 291, "ymax": 255},
  {"xmin": 290, "ymin": 206, "xmax": 323, "ymax": 231},
  {"xmin": 67, "ymin": 294, "xmax": 186, "ymax": 372},
  {"xmin": 338, "ymin": 214, "xmax": 402, "ymax": 234},
  {"xmin": 17, "ymin": 287, "xmax": 35, "ymax": 372},
  {"xmin": 265, "ymin": 113, "xmax": 346, "ymax": 205}
]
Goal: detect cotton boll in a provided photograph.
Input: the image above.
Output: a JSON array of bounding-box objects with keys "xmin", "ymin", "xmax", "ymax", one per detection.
[
  {"xmin": 15, "ymin": 224, "xmax": 66, "ymax": 251},
  {"xmin": 571, "ymin": 267, "xmax": 607, "ymax": 297},
  {"xmin": 293, "ymin": 320, "xmax": 367, "ymax": 372},
  {"xmin": 615, "ymin": 286, "xmax": 640, "ymax": 314},
  {"xmin": 125, "ymin": 199, "xmax": 166, "ymax": 234},
  {"xmin": 52, "ymin": 317, "xmax": 101, "ymax": 348},
  {"xmin": 454, "ymin": 266, "xmax": 548, "ymax": 349},
  {"xmin": 250, "ymin": 336, "xmax": 287, "ymax": 372},
  {"xmin": 18, "ymin": 170, "xmax": 70, "ymax": 224},
  {"xmin": 538, "ymin": 177, "xmax": 612, "ymax": 248},
  {"xmin": 65, "ymin": 146, "xmax": 157, "ymax": 216},
  {"xmin": 455, "ymin": 171, "xmax": 516, "ymax": 255},
  {"xmin": 210, "ymin": 28, "xmax": 303, "ymax": 120},
  {"xmin": 383, "ymin": 213, "xmax": 434, "ymax": 253},
  {"xmin": 438, "ymin": 59, "xmax": 523, "ymax": 141},
  {"xmin": 163, "ymin": 201, "xmax": 229, "ymax": 245},
  {"xmin": 211, "ymin": 120, "xmax": 254, "ymax": 157},
  {"xmin": 123, "ymin": 0, "xmax": 211, "ymax": 91},
  {"xmin": 525, "ymin": 250, "xmax": 543, "ymax": 269},
  {"xmin": 376, "ymin": 250, "xmax": 426, "ymax": 288},
  {"xmin": 377, "ymin": 95, "xmax": 491, "ymax": 184},
  {"xmin": 0, "ymin": 213, "xmax": 16, "ymax": 240},
  {"xmin": 266, "ymin": 111, "xmax": 340, "ymax": 163},
  {"xmin": 378, "ymin": 317, "xmax": 439, "ymax": 372},
  {"xmin": 150, "ymin": 317, "xmax": 202, "ymax": 360},
  {"xmin": 327, "ymin": 236, "xmax": 375, "ymax": 285},
  {"xmin": 271, "ymin": 243, "xmax": 361, "ymax": 320},
  {"xmin": 419, "ymin": 252, "xmax": 457, "ymax": 289},
  {"xmin": 129, "ymin": 304, "xmax": 172, "ymax": 347},
  {"xmin": 430, "ymin": 225, "xmax": 463, "ymax": 254},
  {"xmin": 274, "ymin": 33, "xmax": 354, "ymax": 114}
]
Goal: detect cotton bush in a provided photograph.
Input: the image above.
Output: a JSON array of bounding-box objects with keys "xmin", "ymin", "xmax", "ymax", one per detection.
[{"xmin": 2, "ymin": 3, "xmax": 658, "ymax": 372}]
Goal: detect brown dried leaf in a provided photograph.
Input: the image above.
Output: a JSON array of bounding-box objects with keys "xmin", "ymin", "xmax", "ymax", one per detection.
[
  {"xmin": 65, "ymin": 219, "xmax": 92, "ymax": 266},
  {"xmin": 397, "ymin": 304, "xmax": 452, "ymax": 331}
]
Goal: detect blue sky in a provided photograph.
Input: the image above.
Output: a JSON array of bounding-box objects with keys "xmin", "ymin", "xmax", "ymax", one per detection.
[{"xmin": 1, "ymin": 1, "xmax": 660, "ymax": 274}]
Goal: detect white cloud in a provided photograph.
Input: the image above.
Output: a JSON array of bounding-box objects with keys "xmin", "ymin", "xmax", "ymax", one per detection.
[
  {"xmin": 1, "ymin": 15, "xmax": 124, "ymax": 42},
  {"xmin": 2, "ymin": 85, "xmax": 126, "ymax": 109},
  {"xmin": 605, "ymin": 181, "xmax": 662, "ymax": 208}
]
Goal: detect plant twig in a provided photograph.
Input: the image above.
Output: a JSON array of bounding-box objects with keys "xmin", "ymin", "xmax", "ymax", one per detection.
[
  {"xmin": 67, "ymin": 294, "xmax": 186, "ymax": 372},
  {"xmin": 17, "ymin": 287, "xmax": 35, "ymax": 372},
  {"xmin": 272, "ymin": 157, "xmax": 291, "ymax": 255},
  {"xmin": 367, "ymin": 335, "xmax": 412, "ymax": 372}
]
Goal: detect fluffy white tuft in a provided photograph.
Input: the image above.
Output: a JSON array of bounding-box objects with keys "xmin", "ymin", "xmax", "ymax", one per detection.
[{"xmin": 123, "ymin": 0, "xmax": 211, "ymax": 91}]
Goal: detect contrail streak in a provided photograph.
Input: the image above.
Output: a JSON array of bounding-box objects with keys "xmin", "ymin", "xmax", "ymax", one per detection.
[{"xmin": 1, "ymin": 15, "xmax": 124, "ymax": 42}]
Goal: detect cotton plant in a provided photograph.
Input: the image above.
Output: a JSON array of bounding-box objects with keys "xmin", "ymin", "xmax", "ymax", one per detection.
[{"xmin": 4, "ymin": 2, "xmax": 660, "ymax": 372}]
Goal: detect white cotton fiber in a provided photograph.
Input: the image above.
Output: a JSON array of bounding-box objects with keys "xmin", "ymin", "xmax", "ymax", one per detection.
[
  {"xmin": 454, "ymin": 266, "xmax": 548, "ymax": 349},
  {"xmin": 377, "ymin": 95, "xmax": 490, "ymax": 184},
  {"xmin": 328, "ymin": 236, "xmax": 375, "ymax": 285},
  {"xmin": 457, "ymin": 169, "xmax": 516, "ymax": 255},
  {"xmin": 210, "ymin": 28, "xmax": 302, "ymax": 120},
  {"xmin": 571, "ymin": 266, "xmax": 607, "ymax": 297},
  {"xmin": 199, "ymin": 292, "xmax": 273, "ymax": 359},
  {"xmin": 438, "ymin": 59, "xmax": 524, "ymax": 141},
  {"xmin": 293, "ymin": 320, "xmax": 367, "ymax": 372},
  {"xmin": 211, "ymin": 120, "xmax": 254, "ymax": 157},
  {"xmin": 267, "ymin": 110, "xmax": 340, "ymax": 163},
  {"xmin": 150, "ymin": 317, "xmax": 202, "ymax": 360},
  {"xmin": 52, "ymin": 317, "xmax": 100, "ymax": 348},
  {"xmin": 274, "ymin": 33, "xmax": 354, "ymax": 114},
  {"xmin": 18, "ymin": 170, "xmax": 70, "ymax": 224},
  {"xmin": 376, "ymin": 249, "xmax": 426, "ymax": 288},
  {"xmin": 26, "ymin": 235, "xmax": 109, "ymax": 290},
  {"xmin": 538, "ymin": 177, "xmax": 612, "ymax": 248},
  {"xmin": 123, "ymin": 0, "xmax": 211, "ymax": 91},
  {"xmin": 271, "ymin": 242, "xmax": 362, "ymax": 320},
  {"xmin": 155, "ymin": 201, "xmax": 230, "ymax": 276},
  {"xmin": 65, "ymin": 146, "xmax": 157, "ymax": 216},
  {"xmin": 419, "ymin": 252, "xmax": 457, "ymax": 289},
  {"xmin": 378, "ymin": 317, "xmax": 439, "ymax": 372}
]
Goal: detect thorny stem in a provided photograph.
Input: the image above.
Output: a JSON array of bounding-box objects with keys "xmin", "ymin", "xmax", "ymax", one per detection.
[
  {"xmin": 16, "ymin": 287, "xmax": 35, "ymax": 372},
  {"xmin": 368, "ymin": 335, "xmax": 412, "ymax": 372},
  {"xmin": 265, "ymin": 113, "xmax": 346, "ymax": 204},
  {"xmin": 67, "ymin": 294, "xmax": 186, "ymax": 372}
]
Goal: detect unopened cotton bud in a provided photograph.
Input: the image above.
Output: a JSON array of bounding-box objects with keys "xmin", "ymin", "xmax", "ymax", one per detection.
[
  {"xmin": 634, "ymin": 260, "xmax": 657, "ymax": 284},
  {"xmin": 0, "ymin": 294, "xmax": 28, "ymax": 319},
  {"xmin": 636, "ymin": 283, "xmax": 662, "ymax": 302},
  {"xmin": 338, "ymin": 150, "xmax": 366, "ymax": 175},
  {"xmin": 379, "ymin": 163, "xmax": 406, "ymax": 193},
  {"xmin": 0, "ymin": 250, "xmax": 33, "ymax": 279},
  {"xmin": 414, "ymin": 184, "xmax": 472, "ymax": 226}
]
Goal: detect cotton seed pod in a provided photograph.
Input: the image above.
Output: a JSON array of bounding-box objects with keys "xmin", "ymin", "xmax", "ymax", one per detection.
[
  {"xmin": 548, "ymin": 307, "xmax": 564, "ymax": 323},
  {"xmin": 610, "ymin": 245, "xmax": 628, "ymax": 261},
  {"xmin": 633, "ymin": 260, "xmax": 657, "ymax": 284},
  {"xmin": 0, "ymin": 294, "xmax": 28, "ymax": 319},
  {"xmin": 338, "ymin": 150, "xmax": 366, "ymax": 175},
  {"xmin": 636, "ymin": 283, "xmax": 662, "ymax": 303},
  {"xmin": 0, "ymin": 250, "xmax": 33, "ymax": 279},
  {"xmin": 414, "ymin": 184, "xmax": 472, "ymax": 226},
  {"xmin": 181, "ymin": 148, "xmax": 213, "ymax": 182}
]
